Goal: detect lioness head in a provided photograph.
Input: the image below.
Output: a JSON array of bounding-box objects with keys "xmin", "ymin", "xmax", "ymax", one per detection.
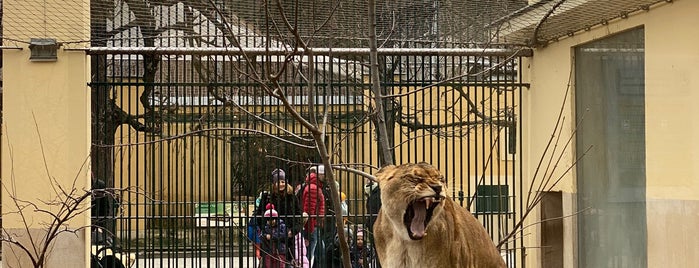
[{"xmin": 376, "ymin": 162, "xmax": 447, "ymax": 240}]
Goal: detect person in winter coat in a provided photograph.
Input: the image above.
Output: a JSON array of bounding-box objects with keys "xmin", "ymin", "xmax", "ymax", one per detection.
[
  {"xmin": 340, "ymin": 191, "xmax": 349, "ymax": 224},
  {"xmin": 260, "ymin": 204, "xmax": 288, "ymax": 268},
  {"xmin": 292, "ymin": 221, "xmax": 310, "ymax": 268},
  {"xmin": 350, "ymin": 229, "xmax": 373, "ymax": 268},
  {"xmin": 315, "ymin": 166, "xmax": 338, "ymax": 268},
  {"xmin": 249, "ymin": 191, "xmax": 271, "ymax": 262},
  {"xmin": 301, "ymin": 166, "xmax": 326, "ymax": 265},
  {"xmin": 325, "ymin": 226, "xmax": 354, "ymax": 268},
  {"xmin": 268, "ymin": 168, "xmax": 303, "ymax": 264}
]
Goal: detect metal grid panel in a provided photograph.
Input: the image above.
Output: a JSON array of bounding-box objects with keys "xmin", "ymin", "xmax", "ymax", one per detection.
[
  {"xmin": 90, "ymin": 49, "xmax": 526, "ymax": 267},
  {"xmin": 48, "ymin": 0, "xmax": 528, "ymax": 49},
  {"xmin": 3, "ymin": 1, "xmax": 671, "ymax": 48},
  {"xmin": 1, "ymin": 1, "xmax": 527, "ymax": 47},
  {"xmin": 491, "ymin": 0, "xmax": 671, "ymax": 46},
  {"xmin": 2, "ymin": 0, "xmax": 88, "ymax": 43}
]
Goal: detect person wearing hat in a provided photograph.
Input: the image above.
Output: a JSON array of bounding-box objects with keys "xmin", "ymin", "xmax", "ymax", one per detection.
[
  {"xmin": 301, "ymin": 165, "xmax": 326, "ymax": 266},
  {"xmin": 314, "ymin": 165, "xmax": 341, "ymax": 268},
  {"xmin": 268, "ymin": 168, "xmax": 303, "ymax": 264},
  {"xmin": 260, "ymin": 203, "xmax": 288, "ymax": 268},
  {"xmin": 340, "ymin": 191, "xmax": 350, "ymax": 224},
  {"xmin": 350, "ymin": 228, "xmax": 372, "ymax": 268}
]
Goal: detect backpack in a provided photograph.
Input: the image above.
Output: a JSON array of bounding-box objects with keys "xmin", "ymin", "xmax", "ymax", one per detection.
[{"xmin": 246, "ymin": 218, "xmax": 261, "ymax": 244}]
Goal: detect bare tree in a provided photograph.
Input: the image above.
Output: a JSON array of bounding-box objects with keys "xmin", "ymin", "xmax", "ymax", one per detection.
[
  {"xmin": 0, "ymin": 180, "xmax": 91, "ymax": 268},
  {"xmin": 0, "ymin": 163, "xmax": 134, "ymax": 268},
  {"xmin": 87, "ymin": 1, "xmax": 532, "ymax": 267}
]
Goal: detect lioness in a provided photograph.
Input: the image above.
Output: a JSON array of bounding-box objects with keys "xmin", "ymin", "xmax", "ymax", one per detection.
[{"xmin": 374, "ymin": 163, "xmax": 506, "ymax": 268}]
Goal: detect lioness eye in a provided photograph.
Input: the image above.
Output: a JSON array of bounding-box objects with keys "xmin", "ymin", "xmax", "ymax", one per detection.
[{"xmin": 407, "ymin": 174, "xmax": 422, "ymax": 182}]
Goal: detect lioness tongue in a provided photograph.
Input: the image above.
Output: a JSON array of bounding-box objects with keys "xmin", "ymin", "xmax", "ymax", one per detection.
[{"xmin": 410, "ymin": 200, "xmax": 427, "ymax": 237}]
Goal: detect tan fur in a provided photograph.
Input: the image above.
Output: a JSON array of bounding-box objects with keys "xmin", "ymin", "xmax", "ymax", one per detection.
[{"xmin": 374, "ymin": 163, "xmax": 506, "ymax": 268}]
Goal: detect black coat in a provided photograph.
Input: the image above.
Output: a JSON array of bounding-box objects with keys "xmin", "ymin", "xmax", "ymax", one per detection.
[
  {"xmin": 268, "ymin": 185, "xmax": 303, "ymax": 234},
  {"xmin": 365, "ymin": 185, "xmax": 381, "ymax": 232}
]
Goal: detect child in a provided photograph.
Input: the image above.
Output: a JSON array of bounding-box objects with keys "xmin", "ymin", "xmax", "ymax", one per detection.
[
  {"xmin": 292, "ymin": 225, "xmax": 310, "ymax": 268},
  {"xmin": 341, "ymin": 192, "xmax": 349, "ymax": 224},
  {"xmin": 291, "ymin": 212, "xmax": 310, "ymax": 268},
  {"xmin": 351, "ymin": 229, "xmax": 371, "ymax": 268},
  {"xmin": 260, "ymin": 204, "xmax": 288, "ymax": 268},
  {"xmin": 246, "ymin": 216, "xmax": 262, "ymax": 261}
]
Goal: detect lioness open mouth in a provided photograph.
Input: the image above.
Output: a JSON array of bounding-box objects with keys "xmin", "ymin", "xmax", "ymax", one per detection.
[{"xmin": 404, "ymin": 196, "xmax": 442, "ymax": 240}]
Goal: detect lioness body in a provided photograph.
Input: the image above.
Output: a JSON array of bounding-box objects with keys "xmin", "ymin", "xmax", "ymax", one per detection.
[{"xmin": 374, "ymin": 163, "xmax": 506, "ymax": 268}]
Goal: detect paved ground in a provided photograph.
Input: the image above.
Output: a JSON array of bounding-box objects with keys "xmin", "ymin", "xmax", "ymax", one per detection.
[
  {"xmin": 133, "ymin": 257, "xmax": 257, "ymax": 268},
  {"xmin": 1, "ymin": 257, "xmax": 260, "ymax": 268}
]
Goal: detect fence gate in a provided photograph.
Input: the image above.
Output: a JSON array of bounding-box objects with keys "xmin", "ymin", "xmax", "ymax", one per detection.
[{"xmin": 89, "ymin": 46, "xmax": 528, "ymax": 268}]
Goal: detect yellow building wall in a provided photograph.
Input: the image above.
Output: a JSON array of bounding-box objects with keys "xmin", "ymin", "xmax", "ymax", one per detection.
[
  {"xmin": 391, "ymin": 85, "xmax": 518, "ymax": 187},
  {"xmin": 112, "ymin": 82, "xmax": 518, "ymax": 238},
  {"xmin": 524, "ymin": 1, "xmax": 699, "ymax": 267},
  {"xmin": 1, "ymin": 0, "xmax": 91, "ymax": 267},
  {"xmin": 373, "ymin": 85, "xmax": 520, "ymax": 248},
  {"xmin": 112, "ymin": 82, "xmax": 372, "ymax": 230}
]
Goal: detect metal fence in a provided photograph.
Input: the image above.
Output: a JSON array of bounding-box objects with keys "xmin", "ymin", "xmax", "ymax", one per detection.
[{"xmin": 89, "ymin": 47, "xmax": 528, "ymax": 267}]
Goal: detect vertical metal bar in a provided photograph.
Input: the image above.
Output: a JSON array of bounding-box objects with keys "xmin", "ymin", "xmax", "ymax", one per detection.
[
  {"xmin": 95, "ymin": 43, "xmax": 530, "ymax": 267},
  {"xmin": 367, "ymin": 55, "xmax": 373, "ymax": 167},
  {"xmin": 172, "ymin": 53, "xmax": 181, "ymax": 263},
  {"xmin": 453, "ymin": 54, "xmax": 461, "ymax": 205},
  {"xmin": 411, "ymin": 54, "xmax": 418, "ymax": 164},
  {"xmin": 488, "ymin": 55, "xmax": 495, "ymax": 239},
  {"xmin": 420, "ymin": 54, "xmax": 426, "ymax": 163},
  {"xmin": 432, "ymin": 55, "xmax": 438, "ymax": 169},
  {"xmin": 195, "ymin": 55, "xmax": 203, "ymax": 266},
  {"xmin": 518, "ymin": 56, "xmax": 525, "ymax": 268},
  {"xmin": 163, "ymin": 3, "xmax": 175, "ymax": 263},
  {"xmin": 468, "ymin": 54, "xmax": 477, "ymax": 212},
  {"xmin": 119, "ymin": 53, "xmax": 131, "ymax": 266},
  {"xmin": 188, "ymin": 54, "xmax": 196, "ymax": 268},
  {"xmin": 504, "ymin": 53, "xmax": 515, "ymax": 256},
  {"xmin": 213, "ymin": 52, "xmax": 221, "ymax": 267}
]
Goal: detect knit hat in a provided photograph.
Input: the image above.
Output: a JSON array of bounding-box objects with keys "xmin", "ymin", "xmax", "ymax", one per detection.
[
  {"xmin": 317, "ymin": 165, "xmax": 325, "ymax": 174},
  {"xmin": 272, "ymin": 168, "xmax": 286, "ymax": 183},
  {"xmin": 264, "ymin": 203, "xmax": 278, "ymax": 218}
]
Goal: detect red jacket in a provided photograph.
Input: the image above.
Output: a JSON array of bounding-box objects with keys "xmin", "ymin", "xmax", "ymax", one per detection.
[{"xmin": 301, "ymin": 173, "xmax": 325, "ymax": 233}]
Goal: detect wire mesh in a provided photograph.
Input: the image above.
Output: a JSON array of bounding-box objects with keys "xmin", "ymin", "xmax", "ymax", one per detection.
[
  {"xmin": 491, "ymin": 0, "xmax": 671, "ymax": 46},
  {"xmin": 1, "ymin": 0, "xmax": 528, "ymax": 48},
  {"xmin": 87, "ymin": 0, "xmax": 527, "ymax": 48},
  {"xmin": 1, "ymin": 0, "xmax": 674, "ymax": 48},
  {"xmin": 2, "ymin": 0, "xmax": 88, "ymax": 45}
]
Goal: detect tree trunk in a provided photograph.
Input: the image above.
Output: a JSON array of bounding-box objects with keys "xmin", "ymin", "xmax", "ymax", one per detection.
[{"xmin": 369, "ymin": 0, "xmax": 394, "ymax": 166}]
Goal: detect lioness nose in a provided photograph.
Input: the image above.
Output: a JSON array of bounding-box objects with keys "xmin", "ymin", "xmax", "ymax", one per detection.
[{"xmin": 430, "ymin": 184, "xmax": 442, "ymax": 194}]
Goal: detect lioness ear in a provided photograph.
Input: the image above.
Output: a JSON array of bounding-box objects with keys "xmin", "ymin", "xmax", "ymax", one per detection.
[{"xmin": 375, "ymin": 165, "xmax": 397, "ymax": 182}]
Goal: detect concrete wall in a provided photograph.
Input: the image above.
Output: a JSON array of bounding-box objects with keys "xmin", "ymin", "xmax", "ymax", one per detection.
[{"xmin": 524, "ymin": 0, "xmax": 699, "ymax": 267}]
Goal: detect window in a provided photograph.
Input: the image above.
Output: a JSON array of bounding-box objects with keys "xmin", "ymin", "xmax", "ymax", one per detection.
[
  {"xmin": 475, "ymin": 185, "xmax": 509, "ymax": 214},
  {"xmin": 575, "ymin": 27, "xmax": 647, "ymax": 268}
]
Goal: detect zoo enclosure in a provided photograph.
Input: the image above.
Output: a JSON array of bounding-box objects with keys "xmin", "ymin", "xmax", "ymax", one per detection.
[{"xmin": 89, "ymin": 46, "xmax": 529, "ymax": 267}]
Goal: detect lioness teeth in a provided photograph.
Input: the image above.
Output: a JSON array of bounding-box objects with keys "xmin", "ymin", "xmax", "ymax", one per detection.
[{"xmin": 420, "ymin": 196, "xmax": 440, "ymax": 208}]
